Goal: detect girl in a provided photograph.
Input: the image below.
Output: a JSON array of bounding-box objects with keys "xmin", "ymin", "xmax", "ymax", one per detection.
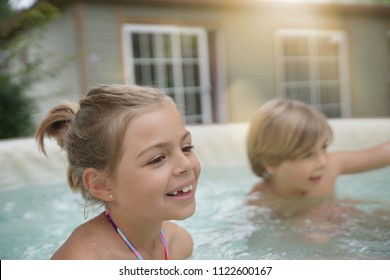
[
  {"xmin": 246, "ymin": 99, "xmax": 390, "ymax": 230},
  {"xmin": 36, "ymin": 84, "xmax": 201, "ymax": 259}
]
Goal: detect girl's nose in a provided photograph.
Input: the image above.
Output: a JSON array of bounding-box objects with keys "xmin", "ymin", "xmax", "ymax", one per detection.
[{"xmin": 173, "ymin": 152, "xmax": 193, "ymax": 176}]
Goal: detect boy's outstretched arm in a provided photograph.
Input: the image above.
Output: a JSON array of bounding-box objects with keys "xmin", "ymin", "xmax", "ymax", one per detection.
[{"xmin": 334, "ymin": 140, "xmax": 390, "ymax": 175}]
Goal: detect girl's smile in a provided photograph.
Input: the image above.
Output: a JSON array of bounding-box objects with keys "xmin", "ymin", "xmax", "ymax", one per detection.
[
  {"xmin": 166, "ymin": 180, "xmax": 195, "ymax": 198},
  {"xmin": 107, "ymin": 99, "xmax": 201, "ymax": 222},
  {"xmin": 38, "ymin": 84, "xmax": 198, "ymax": 260}
]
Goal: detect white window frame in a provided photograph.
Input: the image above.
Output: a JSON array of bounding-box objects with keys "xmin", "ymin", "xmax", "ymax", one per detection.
[
  {"xmin": 122, "ymin": 24, "xmax": 212, "ymax": 123},
  {"xmin": 275, "ymin": 29, "xmax": 350, "ymax": 118}
]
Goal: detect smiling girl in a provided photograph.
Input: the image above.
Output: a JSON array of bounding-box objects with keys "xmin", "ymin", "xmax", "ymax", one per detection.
[{"xmin": 36, "ymin": 84, "xmax": 201, "ymax": 259}]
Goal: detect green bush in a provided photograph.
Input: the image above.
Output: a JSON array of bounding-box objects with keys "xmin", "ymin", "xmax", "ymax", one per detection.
[
  {"xmin": 0, "ymin": 1, "xmax": 59, "ymax": 139},
  {"xmin": 0, "ymin": 75, "xmax": 36, "ymax": 138}
]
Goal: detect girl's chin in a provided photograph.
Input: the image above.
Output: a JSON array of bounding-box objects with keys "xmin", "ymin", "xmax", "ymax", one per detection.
[{"xmin": 169, "ymin": 204, "xmax": 196, "ymax": 221}]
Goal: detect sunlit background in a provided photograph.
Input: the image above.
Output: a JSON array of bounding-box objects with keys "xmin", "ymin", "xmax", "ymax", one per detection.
[
  {"xmin": 1, "ymin": 0, "xmax": 390, "ymax": 261},
  {"xmin": 9, "ymin": 0, "xmax": 36, "ymax": 10},
  {"xmin": 1, "ymin": 0, "xmax": 390, "ymax": 138}
]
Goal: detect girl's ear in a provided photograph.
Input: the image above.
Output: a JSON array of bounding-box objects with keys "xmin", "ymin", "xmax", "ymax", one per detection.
[{"xmin": 83, "ymin": 168, "xmax": 113, "ymax": 202}]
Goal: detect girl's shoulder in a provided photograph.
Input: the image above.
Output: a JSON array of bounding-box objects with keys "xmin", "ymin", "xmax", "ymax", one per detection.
[
  {"xmin": 51, "ymin": 213, "xmax": 113, "ymax": 259},
  {"xmin": 162, "ymin": 221, "xmax": 193, "ymax": 260}
]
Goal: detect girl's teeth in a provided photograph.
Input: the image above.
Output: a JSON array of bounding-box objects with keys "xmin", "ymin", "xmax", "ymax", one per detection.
[{"xmin": 168, "ymin": 185, "xmax": 193, "ymax": 196}]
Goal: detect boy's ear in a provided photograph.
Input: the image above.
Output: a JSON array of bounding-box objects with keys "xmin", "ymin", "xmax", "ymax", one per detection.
[
  {"xmin": 83, "ymin": 168, "xmax": 113, "ymax": 202},
  {"xmin": 265, "ymin": 164, "xmax": 277, "ymax": 175}
]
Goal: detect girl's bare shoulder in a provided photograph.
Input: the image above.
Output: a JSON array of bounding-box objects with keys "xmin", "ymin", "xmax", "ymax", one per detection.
[
  {"xmin": 50, "ymin": 214, "xmax": 113, "ymax": 260},
  {"xmin": 162, "ymin": 221, "xmax": 193, "ymax": 260}
]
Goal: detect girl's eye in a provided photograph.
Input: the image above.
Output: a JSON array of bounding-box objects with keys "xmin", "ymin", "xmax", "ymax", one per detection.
[
  {"xmin": 148, "ymin": 155, "xmax": 166, "ymax": 165},
  {"xmin": 182, "ymin": 145, "xmax": 194, "ymax": 153}
]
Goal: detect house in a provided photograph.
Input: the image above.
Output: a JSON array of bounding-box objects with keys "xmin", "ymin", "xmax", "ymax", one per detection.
[{"xmin": 29, "ymin": 0, "xmax": 390, "ymax": 124}]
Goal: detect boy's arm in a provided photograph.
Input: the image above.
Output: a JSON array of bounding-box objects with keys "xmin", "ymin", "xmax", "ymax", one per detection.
[{"xmin": 333, "ymin": 140, "xmax": 390, "ymax": 175}]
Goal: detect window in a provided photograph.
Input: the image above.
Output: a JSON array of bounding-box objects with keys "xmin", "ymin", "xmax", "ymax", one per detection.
[
  {"xmin": 276, "ymin": 29, "xmax": 350, "ymax": 118},
  {"xmin": 122, "ymin": 24, "xmax": 212, "ymax": 123}
]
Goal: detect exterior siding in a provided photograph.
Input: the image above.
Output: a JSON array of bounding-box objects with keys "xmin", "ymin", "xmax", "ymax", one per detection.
[
  {"xmin": 30, "ymin": 1, "xmax": 390, "ymax": 123},
  {"xmin": 223, "ymin": 7, "xmax": 390, "ymax": 120},
  {"xmin": 29, "ymin": 7, "xmax": 81, "ymax": 124},
  {"xmin": 84, "ymin": 3, "xmax": 123, "ymax": 86},
  {"xmin": 348, "ymin": 15, "xmax": 390, "ymax": 117}
]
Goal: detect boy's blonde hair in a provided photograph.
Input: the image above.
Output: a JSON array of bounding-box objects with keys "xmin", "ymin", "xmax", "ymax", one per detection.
[
  {"xmin": 247, "ymin": 98, "xmax": 332, "ymax": 179},
  {"xmin": 36, "ymin": 84, "xmax": 174, "ymax": 203}
]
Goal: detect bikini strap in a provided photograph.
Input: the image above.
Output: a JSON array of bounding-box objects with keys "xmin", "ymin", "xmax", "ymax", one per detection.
[
  {"xmin": 160, "ymin": 228, "xmax": 169, "ymax": 260},
  {"xmin": 104, "ymin": 208, "xmax": 169, "ymax": 260}
]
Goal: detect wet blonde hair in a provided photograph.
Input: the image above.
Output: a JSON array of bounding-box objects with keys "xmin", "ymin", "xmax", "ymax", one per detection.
[
  {"xmin": 36, "ymin": 84, "xmax": 174, "ymax": 202},
  {"xmin": 247, "ymin": 98, "xmax": 332, "ymax": 180}
]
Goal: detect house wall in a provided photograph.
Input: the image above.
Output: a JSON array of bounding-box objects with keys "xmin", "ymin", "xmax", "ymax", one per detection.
[
  {"xmin": 220, "ymin": 7, "xmax": 390, "ymax": 121},
  {"xmin": 28, "ymin": 7, "xmax": 81, "ymax": 124},
  {"xmin": 83, "ymin": 4, "xmax": 124, "ymax": 86},
  {"xmin": 348, "ymin": 15, "xmax": 389, "ymax": 117},
  {"xmin": 30, "ymin": 2, "xmax": 390, "ymax": 124}
]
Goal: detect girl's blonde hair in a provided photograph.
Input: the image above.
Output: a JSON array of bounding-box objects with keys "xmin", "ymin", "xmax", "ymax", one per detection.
[
  {"xmin": 247, "ymin": 98, "xmax": 332, "ymax": 179},
  {"xmin": 35, "ymin": 84, "xmax": 174, "ymax": 202}
]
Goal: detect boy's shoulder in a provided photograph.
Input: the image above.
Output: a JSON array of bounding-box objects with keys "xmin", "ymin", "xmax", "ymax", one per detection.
[{"xmin": 248, "ymin": 180, "xmax": 273, "ymax": 196}]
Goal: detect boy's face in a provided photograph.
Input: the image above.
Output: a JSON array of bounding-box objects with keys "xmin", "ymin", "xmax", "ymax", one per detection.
[
  {"xmin": 268, "ymin": 138, "xmax": 329, "ymax": 197},
  {"xmin": 107, "ymin": 100, "xmax": 201, "ymax": 222}
]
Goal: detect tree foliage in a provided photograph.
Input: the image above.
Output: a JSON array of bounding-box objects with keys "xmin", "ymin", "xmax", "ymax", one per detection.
[
  {"xmin": 0, "ymin": 74, "xmax": 36, "ymax": 138},
  {"xmin": 0, "ymin": 1, "xmax": 58, "ymax": 139}
]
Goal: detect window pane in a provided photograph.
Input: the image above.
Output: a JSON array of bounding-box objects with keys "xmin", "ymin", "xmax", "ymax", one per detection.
[
  {"xmin": 181, "ymin": 34, "xmax": 198, "ymax": 58},
  {"xmin": 286, "ymin": 85, "xmax": 311, "ymax": 103},
  {"xmin": 139, "ymin": 33, "xmax": 152, "ymax": 58},
  {"xmin": 134, "ymin": 64, "xmax": 142, "ymax": 84},
  {"xmin": 319, "ymin": 83, "xmax": 340, "ymax": 104},
  {"xmin": 164, "ymin": 63, "xmax": 174, "ymax": 88},
  {"xmin": 319, "ymin": 60, "xmax": 339, "ymax": 80},
  {"xmin": 184, "ymin": 90, "xmax": 201, "ymax": 115},
  {"xmin": 321, "ymin": 105, "xmax": 341, "ymax": 118},
  {"xmin": 318, "ymin": 37, "xmax": 338, "ymax": 56},
  {"xmin": 182, "ymin": 63, "xmax": 199, "ymax": 87},
  {"xmin": 285, "ymin": 61, "xmax": 310, "ymax": 82},
  {"xmin": 162, "ymin": 33, "xmax": 172, "ymax": 58},
  {"xmin": 283, "ymin": 37, "xmax": 308, "ymax": 56},
  {"xmin": 132, "ymin": 34, "xmax": 140, "ymax": 58},
  {"xmin": 285, "ymin": 62, "xmax": 297, "ymax": 81},
  {"xmin": 134, "ymin": 64, "xmax": 154, "ymax": 85}
]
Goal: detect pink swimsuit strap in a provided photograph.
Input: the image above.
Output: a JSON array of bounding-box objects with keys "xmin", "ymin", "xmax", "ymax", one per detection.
[{"xmin": 104, "ymin": 208, "xmax": 169, "ymax": 260}]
